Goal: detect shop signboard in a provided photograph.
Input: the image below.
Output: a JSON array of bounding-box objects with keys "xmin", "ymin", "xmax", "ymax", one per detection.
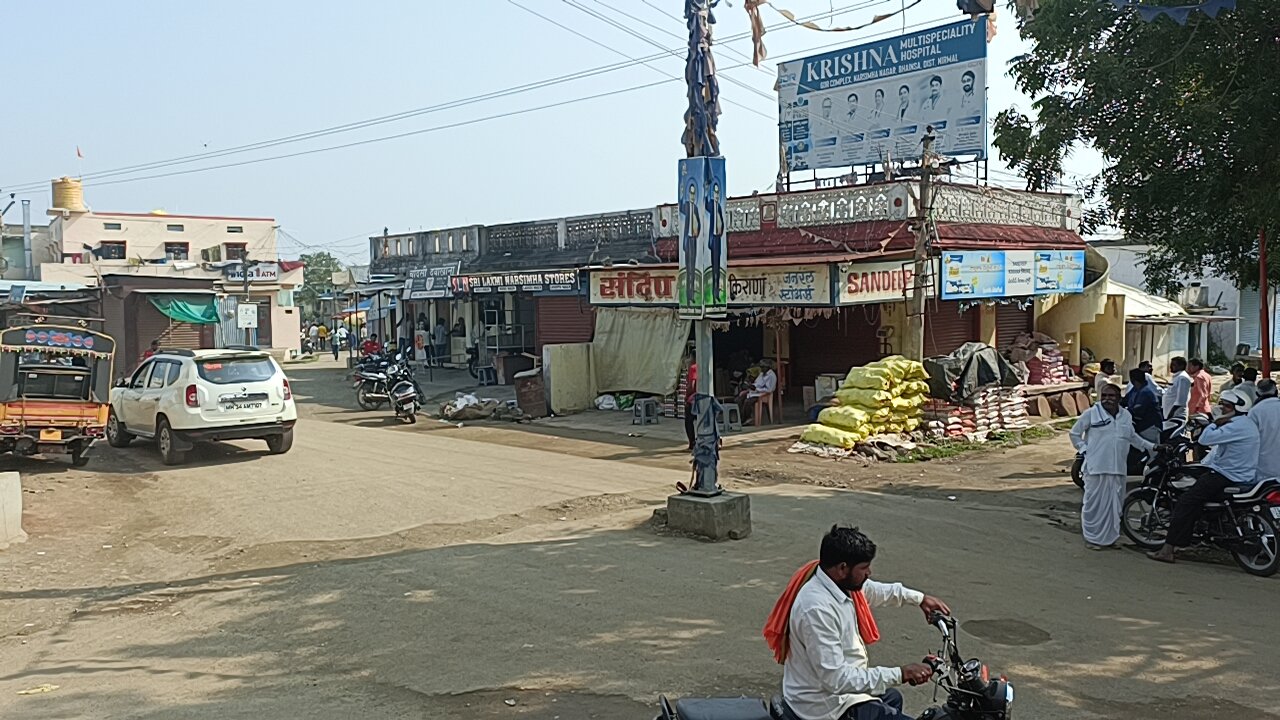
[
  {"xmin": 677, "ymin": 156, "xmax": 728, "ymax": 319},
  {"xmin": 1034, "ymin": 250, "xmax": 1085, "ymax": 294},
  {"xmin": 450, "ymin": 270, "xmax": 579, "ymax": 295},
  {"xmin": 225, "ymin": 263, "xmax": 279, "ymax": 283},
  {"xmin": 726, "ymin": 264, "xmax": 831, "ymax": 305},
  {"xmin": 592, "ymin": 269, "xmax": 679, "ymax": 305},
  {"xmin": 777, "ymin": 18, "xmax": 988, "ymax": 172},
  {"xmin": 405, "ymin": 262, "xmax": 460, "ymax": 300},
  {"xmin": 592, "ymin": 265, "xmax": 830, "ymax": 307},
  {"xmin": 838, "ymin": 260, "xmax": 929, "ymax": 305},
  {"xmin": 940, "ymin": 249, "xmax": 1085, "ymax": 299}
]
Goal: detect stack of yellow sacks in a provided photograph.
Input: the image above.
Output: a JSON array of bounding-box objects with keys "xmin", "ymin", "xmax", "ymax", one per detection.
[{"xmin": 800, "ymin": 356, "xmax": 930, "ymax": 449}]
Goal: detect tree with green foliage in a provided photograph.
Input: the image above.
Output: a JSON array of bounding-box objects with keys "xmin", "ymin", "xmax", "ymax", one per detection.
[
  {"xmin": 297, "ymin": 251, "xmax": 344, "ymax": 309},
  {"xmin": 992, "ymin": 0, "xmax": 1280, "ymax": 294}
]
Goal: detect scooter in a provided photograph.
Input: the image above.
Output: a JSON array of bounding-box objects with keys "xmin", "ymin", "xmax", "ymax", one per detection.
[
  {"xmin": 390, "ymin": 375, "xmax": 420, "ymax": 423},
  {"xmin": 654, "ymin": 613, "xmax": 1012, "ymax": 720}
]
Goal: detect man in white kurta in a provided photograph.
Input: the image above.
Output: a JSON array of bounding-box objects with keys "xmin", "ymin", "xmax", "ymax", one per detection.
[{"xmin": 1070, "ymin": 382, "xmax": 1155, "ymax": 549}]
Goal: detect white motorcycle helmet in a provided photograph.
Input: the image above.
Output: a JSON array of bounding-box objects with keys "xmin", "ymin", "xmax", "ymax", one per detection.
[{"xmin": 1220, "ymin": 388, "xmax": 1253, "ymax": 415}]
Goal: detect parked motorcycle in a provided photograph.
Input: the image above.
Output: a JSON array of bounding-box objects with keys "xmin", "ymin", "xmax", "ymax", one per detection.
[
  {"xmin": 352, "ymin": 354, "xmax": 391, "ymax": 411},
  {"xmin": 1121, "ymin": 430, "xmax": 1280, "ymax": 576},
  {"xmin": 653, "ymin": 613, "xmax": 1012, "ymax": 720}
]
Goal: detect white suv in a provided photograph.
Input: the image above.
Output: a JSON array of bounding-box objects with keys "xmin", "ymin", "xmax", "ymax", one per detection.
[{"xmin": 106, "ymin": 348, "xmax": 297, "ymax": 465}]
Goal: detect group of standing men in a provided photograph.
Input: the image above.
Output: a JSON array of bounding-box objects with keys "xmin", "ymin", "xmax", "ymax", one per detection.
[{"xmin": 1072, "ymin": 356, "xmax": 1280, "ymax": 559}]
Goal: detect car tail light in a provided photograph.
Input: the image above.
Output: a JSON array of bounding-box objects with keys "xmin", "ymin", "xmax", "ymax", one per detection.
[
  {"xmin": 1265, "ymin": 491, "xmax": 1280, "ymax": 506},
  {"xmin": 185, "ymin": 384, "xmax": 199, "ymax": 407},
  {"xmin": 283, "ymin": 379, "xmax": 292, "ymax": 401}
]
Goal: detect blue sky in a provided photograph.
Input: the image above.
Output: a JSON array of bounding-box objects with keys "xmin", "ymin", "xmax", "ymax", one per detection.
[{"xmin": 1, "ymin": 1, "xmax": 1101, "ymax": 264}]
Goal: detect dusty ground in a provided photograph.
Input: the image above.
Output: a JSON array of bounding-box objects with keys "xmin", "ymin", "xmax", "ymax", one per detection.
[{"xmin": 1, "ymin": 357, "xmax": 1277, "ymax": 719}]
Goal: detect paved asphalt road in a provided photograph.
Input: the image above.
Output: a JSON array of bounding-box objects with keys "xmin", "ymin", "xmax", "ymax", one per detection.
[{"xmin": 2, "ymin": 367, "xmax": 1278, "ymax": 720}]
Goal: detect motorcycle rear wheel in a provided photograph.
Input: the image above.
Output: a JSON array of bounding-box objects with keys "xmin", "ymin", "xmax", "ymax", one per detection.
[
  {"xmin": 356, "ymin": 386, "xmax": 384, "ymax": 411},
  {"xmin": 1070, "ymin": 456, "xmax": 1084, "ymax": 489},
  {"xmin": 1121, "ymin": 487, "xmax": 1171, "ymax": 550},
  {"xmin": 1229, "ymin": 510, "xmax": 1280, "ymax": 577}
]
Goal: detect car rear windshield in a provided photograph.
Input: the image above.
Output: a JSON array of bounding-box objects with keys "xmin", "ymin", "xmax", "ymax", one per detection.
[{"xmin": 196, "ymin": 357, "xmax": 276, "ymax": 384}]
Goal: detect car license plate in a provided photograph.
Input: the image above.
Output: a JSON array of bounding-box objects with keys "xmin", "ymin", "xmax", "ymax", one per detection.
[
  {"xmin": 39, "ymin": 429, "xmax": 62, "ymax": 441},
  {"xmin": 225, "ymin": 402, "xmax": 264, "ymax": 411}
]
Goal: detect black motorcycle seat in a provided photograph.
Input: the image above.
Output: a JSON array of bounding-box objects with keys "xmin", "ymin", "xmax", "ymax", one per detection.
[
  {"xmin": 673, "ymin": 697, "xmax": 773, "ymax": 720},
  {"xmin": 1223, "ymin": 479, "xmax": 1280, "ymax": 502}
]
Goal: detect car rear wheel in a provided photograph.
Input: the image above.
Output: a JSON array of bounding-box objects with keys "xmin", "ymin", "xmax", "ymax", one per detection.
[
  {"xmin": 157, "ymin": 417, "xmax": 186, "ymax": 466},
  {"xmin": 265, "ymin": 428, "xmax": 294, "ymax": 455},
  {"xmin": 106, "ymin": 408, "xmax": 134, "ymax": 448}
]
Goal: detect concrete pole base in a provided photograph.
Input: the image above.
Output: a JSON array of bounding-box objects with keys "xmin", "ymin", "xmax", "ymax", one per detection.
[
  {"xmin": 1, "ymin": 472, "xmax": 27, "ymax": 549},
  {"xmin": 664, "ymin": 491, "xmax": 752, "ymax": 541}
]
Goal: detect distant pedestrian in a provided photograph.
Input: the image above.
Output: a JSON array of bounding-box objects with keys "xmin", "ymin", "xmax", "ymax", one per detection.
[
  {"xmin": 433, "ymin": 317, "xmax": 449, "ymax": 367},
  {"xmin": 1070, "ymin": 382, "xmax": 1155, "ymax": 550},
  {"xmin": 1094, "ymin": 358, "xmax": 1116, "ymax": 398},
  {"xmin": 1236, "ymin": 367, "xmax": 1260, "ymax": 405},
  {"xmin": 1188, "ymin": 358, "xmax": 1213, "ymax": 417},
  {"xmin": 684, "ymin": 358, "xmax": 698, "ymax": 450}
]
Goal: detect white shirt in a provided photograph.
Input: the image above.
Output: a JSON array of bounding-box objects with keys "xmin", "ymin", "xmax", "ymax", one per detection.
[
  {"xmin": 335, "ymin": 326, "xmax": 349, "ymax": 340},
  {"xmin": 750, "ymin": 369, "xmax": 778, "ymax": 398},
  {"xmin": 1252, "ymin": 397, "xmax": 1280, "ymax": 481},
  {"xmin": 784, "ymin": 570, "xmax": 924, "ymax": 720},
  {"xmin": 1163, "ymin": 371, "xmax": 1193, "ymax": 420},
  {"xmin": 1094, "ymin": 373, "xmax": 1114, "ymax": 398},
  {"xmin": 1069, "ymin": 404, "xmax": 1154, "ymax": 476},
  {"xmin": 1201, "ymin": 415, "xmax": 1261, "ymax": 483},
  {"xmin": 308, "ymin": 325, "xmax": 319, "ymax": 339}
]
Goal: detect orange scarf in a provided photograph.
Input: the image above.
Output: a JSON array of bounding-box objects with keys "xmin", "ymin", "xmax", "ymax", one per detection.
[{"xmin": 763, "ymin": 560, "xmax": 880, "ymax": 664}]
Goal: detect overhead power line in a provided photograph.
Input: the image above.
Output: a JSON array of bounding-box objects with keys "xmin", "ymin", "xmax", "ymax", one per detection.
[{"xmin": 0, "ymin": 1, "xmax": 877, "ymax": 194}]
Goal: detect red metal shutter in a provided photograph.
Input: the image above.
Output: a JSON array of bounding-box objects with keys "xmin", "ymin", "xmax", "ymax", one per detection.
[
  {"xmin": 995, "ymin": 303, "xmax": 1033, "ymax": 349},
  {"xmin": 789, "ymin": 306, "xmax": 883, "ymax": 389},
  {"xmin": 534, "ymin": 296, "xmax": 596, "ymax": 352},
  {"xmin": 925, "ymin": 301, "xmax": 977, "ymax": 357}
]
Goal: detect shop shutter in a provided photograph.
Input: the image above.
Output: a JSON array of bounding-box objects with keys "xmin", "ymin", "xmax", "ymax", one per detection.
[
  {"xmin": 1238, "ymin": 288, "xmax": 1260, "ymax": 352},
  {"xmin": 924, "ymin": 301, "xmax": 977, "ymax": 357},
  {"xmin": 534, "ymin": 296, "xmax": 595, "ymax": 352},
  {"xmin": 995, "ymin": 303, "xmax": 1034, "ymax": 349},
  {"xmin": 136, "ymin": 299, "xmax": 213, "ymax": 356},
  {"xmin": 790, "ymin": 307, "xmax": 883, "ymax": 389}
]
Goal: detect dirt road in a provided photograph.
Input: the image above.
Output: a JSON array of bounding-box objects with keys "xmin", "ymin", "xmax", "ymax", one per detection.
[{"xmin": 2, "ymin": 361, "xmax": 1277, "ymax": 719}]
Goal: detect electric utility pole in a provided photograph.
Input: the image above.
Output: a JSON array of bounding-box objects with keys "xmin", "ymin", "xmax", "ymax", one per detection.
[{"xmin": 907, "ymin": 129, "xmax": 936, "ymax": 362}]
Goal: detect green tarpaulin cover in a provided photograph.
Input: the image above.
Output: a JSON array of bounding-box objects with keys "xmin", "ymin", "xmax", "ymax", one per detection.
[{"xmin": 148, "ymin": 295, "xmax": 219, "ymax": 325}]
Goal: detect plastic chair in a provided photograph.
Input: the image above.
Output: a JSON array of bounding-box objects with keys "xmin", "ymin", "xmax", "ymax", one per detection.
[
  {"xmin": 632, "ymin": 397, "xmax": 660, "ymax": 425},
  {"xmin": 754, "ymin": 391, "xmax": 781, "ymax": 426},
  {"xmin": 717, "ymin": 404, "xmax": 743, "ymax": 433}
]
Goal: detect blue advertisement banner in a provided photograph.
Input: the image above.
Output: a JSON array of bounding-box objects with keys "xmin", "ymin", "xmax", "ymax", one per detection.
[
  {"xmin": 778, "ymin": 18, "xmax": 987, "ymax": 171},
  {"xmin": 677, "ymin": 156, "xmax": 728, "ymax": 319},
  {"xmin": 941, "ymin": 249, "xmax": 1086, "ymax": 299}
]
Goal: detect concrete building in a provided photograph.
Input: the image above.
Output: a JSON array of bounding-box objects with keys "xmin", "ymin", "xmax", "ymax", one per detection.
[
  {"xmin": 31, "ymin": 178, "xmax": 302, "ymax": 366},
  {"xmin": 1092, "ymin": 239, "xmax": 1276, "ymax": 363}
]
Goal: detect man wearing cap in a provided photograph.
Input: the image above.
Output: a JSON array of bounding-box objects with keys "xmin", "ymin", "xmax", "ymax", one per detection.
[
  {"xmin": 1251, "ymin": 379, "xmax": 1280, "ymax": 482},
  {"xmin": 1070, "ymin": 380, "xmax": 1155, "ymax": 550},
  {"xmin": 1149, "ymin": 388, "xmax": 1261, "ymax": 564}
]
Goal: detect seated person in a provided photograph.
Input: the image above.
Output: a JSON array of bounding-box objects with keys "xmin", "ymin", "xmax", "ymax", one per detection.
[{"xmin": 737, "ymin": 358, "xmax": 778, "ymax": 424}]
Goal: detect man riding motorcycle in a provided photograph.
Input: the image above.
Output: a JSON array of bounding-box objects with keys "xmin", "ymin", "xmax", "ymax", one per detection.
[
  {"xmin": 764, "ymin": 525, "xmax": 951, "ymax": 720},
  {"xmin": 1148, "ymin": 389, "xmax": 1261, "ymax": 564}
]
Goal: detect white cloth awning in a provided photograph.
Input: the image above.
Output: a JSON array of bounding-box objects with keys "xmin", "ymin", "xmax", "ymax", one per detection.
[{"xmin": 1108, "ymin": 279, "xmax": 1190, "ymax": 319}]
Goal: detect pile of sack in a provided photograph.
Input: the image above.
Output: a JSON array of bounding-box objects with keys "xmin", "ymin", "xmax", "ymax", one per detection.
[
  {"xmin": 973, "ymin": 387, "xmax": 1030, "ymax": 432},
  {"xmin": 800, "ymin": 356, "xmax": 930, "ymax": 449},
  {"xmin": 920, "ymin": 399, "xmax": 977, "ymax": 439},
  {"xmin": 1008, "ymin": 332, "xmax": 1073, "ymax": 385}
]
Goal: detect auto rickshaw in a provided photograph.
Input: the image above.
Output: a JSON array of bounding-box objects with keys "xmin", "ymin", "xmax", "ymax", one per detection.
[{"xmin": 0, "ymin": 323, "xmax": 116, "ymax": 466}]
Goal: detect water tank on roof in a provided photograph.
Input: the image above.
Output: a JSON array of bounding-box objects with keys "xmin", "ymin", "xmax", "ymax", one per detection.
[{"xmin": 51, "ymin": 177, "xmax": 86, "ymax": 212}]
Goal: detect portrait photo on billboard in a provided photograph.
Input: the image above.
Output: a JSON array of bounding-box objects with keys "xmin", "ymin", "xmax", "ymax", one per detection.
[{"xmin": 777, "ymin": 17, "xmax": 988, "ymax": 172}]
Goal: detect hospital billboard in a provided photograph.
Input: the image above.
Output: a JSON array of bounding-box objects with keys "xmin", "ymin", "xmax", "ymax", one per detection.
[{"xmin": 777, "ymin": 18, "xmax": 988, "ymax": 172}]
